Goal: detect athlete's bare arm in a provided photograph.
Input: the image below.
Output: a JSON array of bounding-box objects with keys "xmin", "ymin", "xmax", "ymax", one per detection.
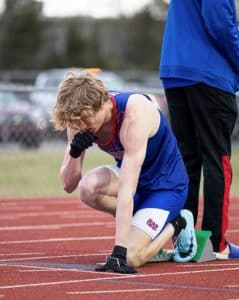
[
  {"xmin": 60, "ymin": 127, "xmax": 85, "ymax": 193},
  {"xmin": 115, "ymin": 94, "xmax": 161, "ymax": 246}
]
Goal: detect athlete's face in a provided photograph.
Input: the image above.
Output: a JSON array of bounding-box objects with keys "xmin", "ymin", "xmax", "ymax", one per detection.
[
  {"xmin": 79, "ymin": 101, "xmax": 110, "ymax": 133},
  {"xmin": 80, "ymin": 113, "xmax": 103, "ymax": 133}
]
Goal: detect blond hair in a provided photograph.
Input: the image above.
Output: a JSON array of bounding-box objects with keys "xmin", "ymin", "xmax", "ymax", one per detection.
[{"xmin": 51, "ymin": 71, "xmax": 109, "ymax": 130}]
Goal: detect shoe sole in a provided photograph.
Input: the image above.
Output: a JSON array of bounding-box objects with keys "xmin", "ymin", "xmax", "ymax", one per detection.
[{"xmin": 214, "ymin": 252, "xmax": 229, "ymax": 260}]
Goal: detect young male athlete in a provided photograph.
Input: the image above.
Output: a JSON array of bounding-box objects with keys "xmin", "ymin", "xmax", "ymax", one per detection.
[{"xmin": 51, "ymin": 71, "xmax": 197, "ymax": 274}]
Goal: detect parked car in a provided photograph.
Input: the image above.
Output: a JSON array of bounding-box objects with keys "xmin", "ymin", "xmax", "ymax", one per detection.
[
  {"xmin": 34, "ymin": 67, "xmax": 128, "ymax": 91},
  {"xmin": 0, "ymin": 88, "xmax": 48, "ymax": 148},
  {"xmin": 29, "ymin": 89, "xmax": 67, "ymax": 141},
  {"xmin": 85, "ymin": 68, "xmax": 128, "ymax": 91},
  {"xmin": 35, "ymin": 68, "xmax": 83, "ymax": 89}
]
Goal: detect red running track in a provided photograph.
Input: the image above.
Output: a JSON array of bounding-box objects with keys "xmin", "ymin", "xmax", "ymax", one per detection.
[{"xmin": 0, "ymin": 196, "xmax": 239, "ymax": 300}]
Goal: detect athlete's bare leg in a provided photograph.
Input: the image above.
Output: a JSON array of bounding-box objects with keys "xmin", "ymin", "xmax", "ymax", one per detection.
[
  {"xmin": 79, "ymin": 166, "xmax": 176, "ymax": 267},
  {"xmin": 78, "ymin": 166, "xmax": 118, "ymax": 215},
  {"xmin": 127, "ymin": 223, "xmax": 174, "ymax": 267}
]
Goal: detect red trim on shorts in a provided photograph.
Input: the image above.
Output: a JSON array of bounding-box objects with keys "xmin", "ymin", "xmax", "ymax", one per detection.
[
  {"xmin": 97, "ymin": 96, "xmax": 117, "ymax": 148},
  {"xmin": 219, "ymin": 155, "xmax": 231, "ymax": 251}
]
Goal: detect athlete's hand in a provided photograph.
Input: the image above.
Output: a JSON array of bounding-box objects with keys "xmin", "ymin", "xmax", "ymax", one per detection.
[
  {"xmin": 69, "ymin": 131, "xmax": 96, "ymax": 158},
  {"xmin": 95, "ymin": 245, "xmax": 137, "ymax": 274}
]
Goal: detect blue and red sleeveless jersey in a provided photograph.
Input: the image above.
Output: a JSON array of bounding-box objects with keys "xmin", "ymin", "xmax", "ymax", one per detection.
[{"xmin": 96, "ymin": 92, "xmax": 188, "ymax": 192}]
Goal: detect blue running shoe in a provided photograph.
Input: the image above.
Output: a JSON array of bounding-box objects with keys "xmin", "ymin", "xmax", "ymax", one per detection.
[
  {"xmin": 215, "ymin": 242, "xmax": 239, "ymax": 260},
  {"xmin": 173, "ymin": 209, "xmax": 197, "ymax": 263}
]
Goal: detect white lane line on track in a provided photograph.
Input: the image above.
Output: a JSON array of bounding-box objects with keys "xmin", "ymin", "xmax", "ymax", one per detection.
[
  {"xmin": 67, "ymin": 288, "xmax": 163, "ymax": 295},
  {"xmin": 0, "ymin": 236, "xmax": 114, "ymax": 245},
  {"xmin": 0, "ymin": 214, "xmax": 107, "ymax": 221},
  {"xmin": 0, "ymin": 210, "xmax": 105, "ymax": 219},
  {"xmin": 0, "ymin": 202, "xmax": 18, "ymax": 206},
  {"xmin": 0, "ymin": 215, "xmax": 107, "ymax": 221},
  {"xmin": 0, "ymin": 210, "xmax": 83, "ymax": 220},
  {"xmin": 0, "ymin": 262, "xmax": 107, "ymax": 275},
  {"xmin": 0, "ymin": 253, "xmax": 44, "ymax": 256},
  {"xmin": 0, "ymin": 206, "xmax": 45, "ymax": 211},
  {"xmin": 0, "ymin": 222, "xmax": 114, "ymax": 231},
  {"xmin": 1, "ymin": 267, "xmax": 239, "ymax": 289},
  {"xmin": 0, "ymin": 263, "xmax": 95, "ymax": 274},
  {"xmin": 60, "ymin": 215, "xmax": 103, "ymax": 219},
  {"xmin": 19, "ymin": 270, "xmax": 59, "ymax": 272},
  {"xmin": 0, "ymin": 199, "xmax": 77, "ymax": 205},
  {"xmin": 0, "ymin": 249, "xmax": 108, "ymax": 260},
  {"xmin": 182, "ymin": 263, "xmax": 239, "ymax": 267},
  {"xmin": 0, "ymin": 252, "xmax": 109, "ymax": 262}
]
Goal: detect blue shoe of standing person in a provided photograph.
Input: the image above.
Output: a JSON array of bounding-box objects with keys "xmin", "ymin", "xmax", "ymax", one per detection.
[
  {"xmin": 215, "ymin": 242, "xmax": 239, "ymax": 260},
  {"xmin": 173, "ymin": 209, "xmax": 197, "ymax": 263},
  {"xmin": 229, "ymin": 242, "xmax": 239, "ymax": 259}
]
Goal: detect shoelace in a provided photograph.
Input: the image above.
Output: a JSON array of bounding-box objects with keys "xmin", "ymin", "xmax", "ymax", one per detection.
[{"xmin": 174, "ymin": 236, "xmax": 187, "ymax": 252}]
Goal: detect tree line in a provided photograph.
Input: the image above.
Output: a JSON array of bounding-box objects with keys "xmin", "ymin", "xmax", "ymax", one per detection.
[{"xmin": 0, "ymin": 1, "xmax": 167, "ymax": 71}]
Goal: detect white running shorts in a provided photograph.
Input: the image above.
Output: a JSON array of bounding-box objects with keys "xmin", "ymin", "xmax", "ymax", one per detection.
[{"xmin": 104, "ymin": 164, "xmax": 170, "ymax": 239}]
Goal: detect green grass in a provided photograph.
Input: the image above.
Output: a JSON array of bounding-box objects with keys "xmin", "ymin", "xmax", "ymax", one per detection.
[
  {"xmin": 228, "ymin": 146, "xmax": 239, "ymax": 197},
  {"xmin": 199, "ymin": 146, "xmax": 239, "ymax": 198},
  {"xmin": 0, "ymin": 146, "xmax": 238, "ymax": 198},
  {"xmin": 0, "ymin": 147, "xmax": 113, "ymax": 198}
]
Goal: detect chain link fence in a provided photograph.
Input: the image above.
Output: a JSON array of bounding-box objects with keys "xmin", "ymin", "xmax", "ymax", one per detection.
[
  {"xmin": 0, "ymin": 80, "xmax": 238, "ymax": 150},
  {"xmin": 0, "ymin": 84, "xmax": 66, "ymax": 149}
]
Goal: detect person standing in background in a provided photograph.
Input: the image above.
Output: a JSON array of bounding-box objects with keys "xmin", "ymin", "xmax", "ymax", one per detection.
[{"xmin": 160, "ymin": 0, "xmax": 239, "ymax": 259}]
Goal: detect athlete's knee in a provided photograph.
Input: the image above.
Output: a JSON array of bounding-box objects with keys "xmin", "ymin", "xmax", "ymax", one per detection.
[{"xmin": 78, "ymin": 176, "xmax": 98, "ymax": 208}]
